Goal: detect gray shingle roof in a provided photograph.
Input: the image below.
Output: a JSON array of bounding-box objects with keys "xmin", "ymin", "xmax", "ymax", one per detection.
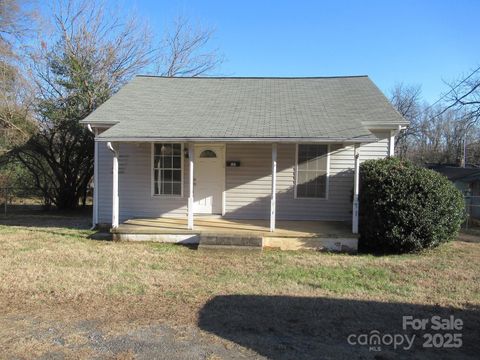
[
  {"xmin": 81, "ymin": 75, "xmax": 407, "ymax": 141},
  {"xmin": 428, "ymin": 165, "xmax": 480, "ymax": 182}
]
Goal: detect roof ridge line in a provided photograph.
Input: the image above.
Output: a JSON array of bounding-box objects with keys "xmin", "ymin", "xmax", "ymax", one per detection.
[{"xmin": 135, "ymin": 75, "xmax": 369, "ymax": 79}]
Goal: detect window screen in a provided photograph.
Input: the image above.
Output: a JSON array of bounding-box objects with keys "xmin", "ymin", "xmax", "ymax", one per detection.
[{"xmin": 296, "ymin": 144, "xmax": 328, "ymax": 198}]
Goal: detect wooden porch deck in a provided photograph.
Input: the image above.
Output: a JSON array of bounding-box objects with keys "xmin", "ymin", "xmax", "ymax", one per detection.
[
  {"xmin": 112, "ymin": 217, "xmax": 358, "ymax": 252},
  {"xmin": 115, "ymin": 217, "xmax": 353, "ymax": 237}
]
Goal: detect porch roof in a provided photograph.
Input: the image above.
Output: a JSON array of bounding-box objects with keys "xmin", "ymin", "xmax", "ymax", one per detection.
[{"xmin": 82, "ymin": 75, "xmax": 407, "ymax": 142}]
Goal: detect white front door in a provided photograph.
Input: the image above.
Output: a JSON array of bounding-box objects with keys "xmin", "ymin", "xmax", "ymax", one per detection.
[{"xmin": 194, "ymin": 144, "xmax": 225, "ymax": 214}]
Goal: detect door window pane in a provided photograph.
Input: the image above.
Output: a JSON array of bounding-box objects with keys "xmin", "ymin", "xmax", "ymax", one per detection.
[{"xmin": 200, "ymin": 149, "xmax": 217, "ymax": 158}]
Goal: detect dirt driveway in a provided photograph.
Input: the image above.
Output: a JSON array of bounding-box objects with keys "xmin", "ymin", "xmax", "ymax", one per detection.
[
  {"xmin": 2, "ymin": 297, "xmax": 479, "ymax": 359},
  {"xmin": 1, "ymin": 313, "xmax": 258, "ymax": 359}
]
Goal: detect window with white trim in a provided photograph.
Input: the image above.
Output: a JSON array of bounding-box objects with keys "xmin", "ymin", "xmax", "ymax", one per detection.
[
  {"xmin": 153, "ymin": 143, "xmax": 182, "ymax": 196},
  {"xmin": 296, "ymin": 144, "xmax": 328, "ymax": 198}
]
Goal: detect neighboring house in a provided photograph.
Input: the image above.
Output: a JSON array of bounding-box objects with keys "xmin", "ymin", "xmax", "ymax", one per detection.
[
  {"xmin": 80, "ymin": 76, "xmax": 408, "ymax": 248},
  {"xmin": 428, "ymin": 164, "xmax": 480, "ymax": 221}
]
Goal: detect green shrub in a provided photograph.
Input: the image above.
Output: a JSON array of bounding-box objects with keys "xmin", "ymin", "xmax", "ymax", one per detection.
[{"xmin": 358, "ymin": 157, "xmax": 465, "ymax": 254}]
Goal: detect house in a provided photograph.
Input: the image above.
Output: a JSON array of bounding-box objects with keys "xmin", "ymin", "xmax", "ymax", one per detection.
[
  {"xmin": 80, "ymin": 76, "xmax": 408, "ymax": 251},
  {"xmin": 428, "ymin": 164, "xmax": 480, "ymax": 222}
]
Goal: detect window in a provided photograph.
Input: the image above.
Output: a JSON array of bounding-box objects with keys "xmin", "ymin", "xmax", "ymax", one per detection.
[
  {"xmin": 296, "ymin": 144, "xmax": 328, "ymax": 198},
  {"xmin": 153, "ymin": 143, "xmax": 182, "ymax": 196},
  {"xmin": 200, "ymin": 149, "xmax": 217, "ymax": 158}
]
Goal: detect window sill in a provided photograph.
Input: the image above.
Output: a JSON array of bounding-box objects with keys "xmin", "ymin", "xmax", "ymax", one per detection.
[
  {"xmin": 294, "ymin": 196, "xmax": 329, "ymax": 200},
  {"xmin": 151, "ymin": 194, "xmax": 184, "ymax": 199}
]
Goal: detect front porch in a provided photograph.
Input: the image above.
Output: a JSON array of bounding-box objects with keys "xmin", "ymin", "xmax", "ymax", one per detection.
[
  {"xmin": 112, "ymin": 217, "xmax": 358, "ymax": 252},
  {"xmin": 102, "ymin": 141, "xmax": 364, "ymax": 236}
]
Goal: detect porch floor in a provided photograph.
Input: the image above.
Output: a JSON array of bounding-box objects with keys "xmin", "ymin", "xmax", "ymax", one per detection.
[
  {"xmin": 112, "ymin": 217, "xmax": 358, "ymax": 252},
  {"xmin": 114, "ymin": 217, "xmax": 354, "ymax": 238}
]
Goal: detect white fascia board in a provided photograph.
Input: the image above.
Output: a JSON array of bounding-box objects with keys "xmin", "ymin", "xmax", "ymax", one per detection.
[
  {"xmin": 80, "ymin": 121, "xmax": 118, "ymax": 128},
  {"xmin": 363, "ymin": 122, "xmax": 409, "ymax": 130},
  {"xmin": 95, "ymin": 137, "xmax": 378, "ymax": 143}
]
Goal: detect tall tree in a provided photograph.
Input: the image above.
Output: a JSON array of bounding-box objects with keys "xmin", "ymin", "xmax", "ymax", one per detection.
[
  {"xmin": 7, "ymin": 0, "xmax": 153, "ymax": 209},
  {"xmin": 412, "ymin": 107, "xmax": 466, "ymax": 165},
  {"xmin": 156, "ymin": 15, "xmax": 223, "ymax": 77},
  {"xmin": 0, "ymin": 61, "xmax": 34, "ymax": 153},
  {"xmin": 0, "ymin": 0, "xmax": 36, "ymax": 153},
  {"xmin": 445, "ymin": 67, "xmax": 480, "ymax": 123},
  {"xmin": 390, "ymin": 78, "xmax": 480, "ymax": 166},
  {"xmin": 0, "ymin": 0, "xmax": 36, "ymax": 193},
  {"xmin": 0, "ymin": 0, "xmax": 35, "ymax": 56},
  {"xmin": 389, "ymin": 83, "xmax": 422, "ymax": 158},
  {"xmin": 444, "ymin": 67, "xmax": 480, "ymax": 166}
]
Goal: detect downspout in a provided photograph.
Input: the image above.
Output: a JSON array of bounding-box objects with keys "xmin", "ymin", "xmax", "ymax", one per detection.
[
  {"xmin": 106, "ymin": 142, "xmax": 117, "ymax": 155},
  {"xmin": 352, "ymin": 144, "xmax": 360, "ymax": 234},
  {"xmin": 388, "ymin": 125, "xmax": 404, "ymax": 157},
  {"xmin": 394, "ymin": 124, "xmax": 404, "ymax": 137},
  {"xmin": 270, "ymin": 143, "xmax": 277, "ymax": 232}
]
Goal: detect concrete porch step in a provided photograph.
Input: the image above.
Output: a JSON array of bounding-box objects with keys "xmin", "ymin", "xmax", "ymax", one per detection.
[{"xmin": 198, "ymin": 233, "xmax": 263, "ymax": 250}]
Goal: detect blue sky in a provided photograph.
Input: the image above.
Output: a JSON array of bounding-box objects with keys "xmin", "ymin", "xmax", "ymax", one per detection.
[{"xmin": 47, "ymin": 0, "xmax": 480, "ymax": 103}]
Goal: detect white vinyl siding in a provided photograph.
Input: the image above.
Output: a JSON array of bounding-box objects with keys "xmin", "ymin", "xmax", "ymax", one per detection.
[
  {"xmin": 224, "ymin": 143, "xmax": 272, "ymax": 219},
  {"xmin": 224, "ymin": 131, "xmax": 390, "ymax": 221},
  {"xmin": 97, "ymin": 142, "xmax": 189, "ymax": 224}
]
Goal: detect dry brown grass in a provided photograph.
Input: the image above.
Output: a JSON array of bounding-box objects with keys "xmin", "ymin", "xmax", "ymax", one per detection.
[
  {"xmin": 0, "ymin": 217, "xmax": 479, "ymax": 319},
  {"xmin": 0, "ymin": 215, "xmax": 479, "ymax": 358}
]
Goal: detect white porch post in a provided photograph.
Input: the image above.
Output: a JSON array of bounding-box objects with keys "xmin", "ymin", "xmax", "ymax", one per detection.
[
  {"xmin": 188, "ymin": 143, "xmax": 194, "ymax": 230},
  {"xmin": 388, "ymin": 130, "xmax": 395, "ymax": 157},
  {"xmin": 270, "ymin": 143, "xmax": 277, "ymax": 232},
  {"xmin": 93, "ymin": 131, "xmax": 99, "ymax": 227},
  {"xmin": 352, "ymin": 144, "xmax": 360, "ymax": 234},
  {"xmin": 107, "ymin": 142, "xmax": 119, "ymax": 229}
]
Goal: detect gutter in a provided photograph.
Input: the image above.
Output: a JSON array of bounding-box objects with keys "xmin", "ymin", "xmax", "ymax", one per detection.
[
  {"xmin": 93, "ymin": 136, "xmax": 379, "ymax": 144},
  {"xmin": 80, "ymin": 121, "xmax": 118, "ymax": 127}
]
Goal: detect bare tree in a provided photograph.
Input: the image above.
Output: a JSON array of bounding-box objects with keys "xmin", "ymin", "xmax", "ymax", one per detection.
[
  {"xmin": 390, "ymin": 77, "xmax": 480, "ymax": 167},
  {"xmin": 402, "ymin": 104, "xmax": 473, "ymax": 166},
  {"xmin": 443, "ymin": 67, "xmax": 480, "ymax": 166},
  {"xmin": 5, "ymin": 0, "xmax": 154, "ymax": 209},
  {"xmin": 389, "ymin": 83, "xmax": 422, "ymax": 158},
  {"xmin": 34, "ymin": 0, "xmax": 154, "ymax": 95},
  {"xmin": 0, "ymin": 0, "xmax": 36, "ymax": 57},
  {"xmin": 0, "ymin": 61, "xmax": 34, "ymax": 151},
  {"xmin": 156, "ymin": 16, "xmax": 223, "ymax": 77},
  {"xmin": 445, "ymin": 67, "xmax": 480, "ymax": 122},
  {"xmin": 0, "ymin": 0, "xmax": 36, "ymax": 152}
]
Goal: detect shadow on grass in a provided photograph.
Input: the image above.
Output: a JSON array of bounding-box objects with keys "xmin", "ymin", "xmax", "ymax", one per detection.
[
  {"xmin": 198, "ymin": 295, "xmax": 480, "ymax": 359},
  {"xmin": 87, "ymin": 231, "xmax": 113, "ymax": 241}
]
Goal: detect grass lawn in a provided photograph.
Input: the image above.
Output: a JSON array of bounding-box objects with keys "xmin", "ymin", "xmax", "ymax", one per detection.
[{"xmin": 0, "ymin": 214, "xmax": 479, "ymax": 359}]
